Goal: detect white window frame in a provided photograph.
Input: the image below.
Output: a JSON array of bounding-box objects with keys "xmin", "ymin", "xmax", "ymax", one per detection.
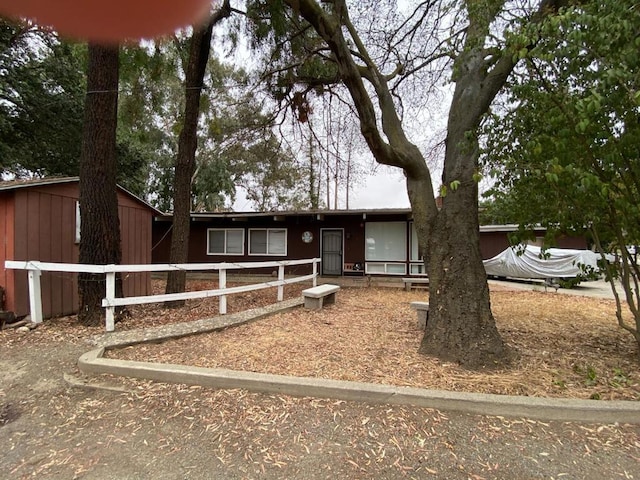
[
  {"xmin": 409, "ymin": 222, "xmax": 422, "ymax": 262},
  {"xmin": 248, "ymin": 228, "xmax": 287, "ymax": 256},
  {"xmin": 409, "ymin": 222, "xmax": 428, "ymax": 276},
  {"xmin": 365, "ymin": 262, "xmax": 407, "ymax": 275},
  {"xmin": 75, "ymin": 201, "xmax": 81, "ymax": 244},
  {"xmin": 207, "ymin": 228, "xmax": 245, "ymax": 256}
]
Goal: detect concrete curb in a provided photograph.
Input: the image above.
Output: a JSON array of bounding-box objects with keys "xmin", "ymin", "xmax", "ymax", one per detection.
[
  {"xmin": 78, "ymin": 298, "xmax": 640, "ymax": 425},
  {"xmin": 78, "ymin": 347, "xmax": 640, "ymax": 424},
  {"xmin": 63, "ymin": 372, "xmax": 132, "ymax": 393}
]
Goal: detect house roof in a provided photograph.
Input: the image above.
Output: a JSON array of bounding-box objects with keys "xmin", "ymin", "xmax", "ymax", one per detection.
[
  {"xmin": 0, "ymin": 176, "xmax": 164, "ymax": 215},
  {"xmin": 479, "ymin": 224, "xmax": 544, "ymax": 232},
  {"xmin": 0, "ymin": 176, "xmax": 80, "ymax": 191},
  {"xmin": 154, "ymin": 208, "xmax": 541, "ymax": 233},
  {"xmin": 155, "ymin": 208, "xmax": 415, "ymax": 222}
]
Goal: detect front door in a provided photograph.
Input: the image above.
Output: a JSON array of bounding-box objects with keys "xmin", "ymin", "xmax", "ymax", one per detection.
[{"xmin": 321, "ymin": 229, "xmax": 343, "ymax": 276}]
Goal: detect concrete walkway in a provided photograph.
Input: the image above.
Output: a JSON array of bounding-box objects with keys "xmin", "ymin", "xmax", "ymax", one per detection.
[{"xmin": 79, "ymin": 292, "xmax": 640, "ymax": 425}]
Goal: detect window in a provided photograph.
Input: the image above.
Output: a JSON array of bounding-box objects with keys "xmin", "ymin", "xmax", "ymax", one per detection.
[
  {"xmin": 409, "ymin": 222, "xmax": 428, "ymax": 276},
  {"xmin": 75, "ymin": 201, "xmax": 81, "ymax": 244},
  {"xmin": 365, "ymin": 222, "xmax": 406, "ymax": 261},
  {"xmin": 365, "ymin": 262, "xmax": 407, "ymax": 275},
  {"xmin": 207, "ymin": 229, "xmax": 244, "ymax": 255},
  {"xmin": 409, "ymin": 222, "xmax": 421, "ymax": 261},
  {"xmin": 249, "ymin": 229, "xmax": 287, "ymax": 255}
]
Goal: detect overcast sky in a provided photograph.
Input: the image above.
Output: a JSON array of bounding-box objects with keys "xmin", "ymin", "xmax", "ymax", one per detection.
[{"xmin": 348, "ymin": 169, "xmax": 410, "ymax": 209}]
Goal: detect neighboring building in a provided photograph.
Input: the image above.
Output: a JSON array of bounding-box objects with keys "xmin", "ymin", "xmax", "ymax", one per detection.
[
  {"xmin": 152, "ymin": 209, "xmax": 587, "ymax": 277},
  {"xmin": 0, "ymin": 177, "xmax": 160, "ymax": 318}
]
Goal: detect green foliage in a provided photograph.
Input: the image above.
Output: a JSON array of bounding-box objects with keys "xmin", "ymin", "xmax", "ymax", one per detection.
[
  {"xmin": 117, "ymin": 36, "xmax": 309, "ymax": 212},
  {"xmin": 0, "ymin": 24, "xmax": 152, "ymax": 191},
  {"xmin": 233, "ymin": 134, "xmax": 309, "ymax": 211},
  {"xmin": 610, "ymin": 368, "xmax": 629, "ymax": 388},
  {"xmin": 482, "ymin": 0, "xmax": 640, "ymax": 348},
  {"xmin": 0, "ymin": 20, "xmax": 85, "ymax": 177},
  {"xmin": 478, "ymin": 198, "xmax": 519, "ymax": 225},
  {"xmin": 552, "ymin": 378, "xmax": 566, "ymax": 389},
  {"xmin": 484, "ymin": 0, "xmax": 640, "ymax": 246},
  {"xmin": 573, "ymin": 364, "xmax": 598, "ymax": 387},
  {"xmin": 244, "ymin": 0, "xmax": 339, "ymax": 120}
]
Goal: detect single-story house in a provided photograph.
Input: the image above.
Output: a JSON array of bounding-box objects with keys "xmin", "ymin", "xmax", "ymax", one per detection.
[
  {"xmin": 0, "ymin": 177, "xmax": 160, "ymax": 318},
  {"xmin": 151, "ymin": 209, "xmax": 587, "ymax": 277}
]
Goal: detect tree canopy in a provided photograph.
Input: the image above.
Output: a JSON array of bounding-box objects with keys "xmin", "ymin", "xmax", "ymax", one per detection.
[
  {"xmin": 483, "ymin": 0, "xmax": 640, "ymax": 349},
  {"xmin": 0, "ymin": 15, "xmax": 311, "ymax": 211},
  {"xmin": 0, "ymin": 19, "xmax": 85, "ymax": 177}
]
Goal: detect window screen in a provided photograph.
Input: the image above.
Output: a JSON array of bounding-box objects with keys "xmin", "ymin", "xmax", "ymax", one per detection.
[
  {"xmin": 207, "ymin": 229, "xmax": 244, "ymax": 255},
  {"xmin": 249, "ymin": 229, "xmax": 287, "ymax": 255}
]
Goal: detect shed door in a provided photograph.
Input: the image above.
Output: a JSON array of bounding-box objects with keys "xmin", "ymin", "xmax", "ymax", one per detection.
[{"xmin": 321, "ymin": 230, "xmax": 343, "ymax": 276}]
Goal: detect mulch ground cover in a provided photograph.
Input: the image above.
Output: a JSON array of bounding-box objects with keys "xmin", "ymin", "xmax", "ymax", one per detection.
[
  {"xmin": 102, "ymin": 281, "xmax": 640, "ymax": 401},
  {"xmin": 1, "ymin": 280, "xmax": 639, "ymax": 479}
]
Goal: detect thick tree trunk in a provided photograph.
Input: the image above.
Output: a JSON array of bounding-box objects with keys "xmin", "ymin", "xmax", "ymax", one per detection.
[
  {"xmin": 165, "ymin": 18, "xmax": 217, "ymax": 305},
  {"xmin": 78, "ymin": 43, "xmax": 123, "ymax": 326},
  {"xmin": 287, "ymin": 0, "xmax": 573, "ymax": 366},
  {"xmin": 414, "ymin": 31, "xmax": 515, "ymax": 366},
  {"xmin": 419, "ymin": 159, "xmax": 507, "ymax": 367}
]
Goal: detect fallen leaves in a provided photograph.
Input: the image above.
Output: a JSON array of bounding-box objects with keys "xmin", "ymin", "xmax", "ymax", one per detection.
[{"xmin": 108, "ymin": 285, "xmax": 639, "ymax": 401}]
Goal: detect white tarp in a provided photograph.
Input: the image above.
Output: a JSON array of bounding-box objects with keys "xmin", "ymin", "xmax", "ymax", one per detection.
[{"xmin": 483, "ymin": 245, "xmax": 601, "ymax": 279}]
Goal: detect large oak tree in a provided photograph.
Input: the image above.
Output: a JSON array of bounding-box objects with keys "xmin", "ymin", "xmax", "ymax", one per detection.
[{"xmin": 249, "ymin": 0, "xmax": 570, "ymax": 367}]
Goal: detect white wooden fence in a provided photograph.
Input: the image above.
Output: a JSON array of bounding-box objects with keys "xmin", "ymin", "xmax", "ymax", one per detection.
[{"xmin": 5, "ymin": 258, "xmax": 320, "ymax": 332}]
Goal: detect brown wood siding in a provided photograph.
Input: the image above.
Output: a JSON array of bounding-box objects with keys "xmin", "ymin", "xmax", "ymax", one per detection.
[
  {"xmin": 151, "ymin": 220, "xmax": 172, "ymax": 263},
  {"xmin": 5, "ymin": 182, "xmax": 153, "ymax": 318},
  {"xmin": 153, "ymin": 214, "xmax": 589, "ymax": 278},
  {"xmin": 479, "ymin": 232, "xmax": 513, "ymax": 260},
  {"xmin": 60, "ymin": 195, "xmax": 78, "ymax": 314},
  {"xmin": 0, "ymin": 193, "xmax": 15, "ymax": 312},
  {"xmin": 479, "ymin": 230, "xmax": 588, "ymax": 260},
  {"xmin": 11, "ymin": 188, "xmax": 80, "ymax": 317},
  {"xmin": 152, "ymin": 214, "xmax": 377, "ymax": 275},
  {"xmin": 556, "ymin": 235, "xmax": 588, "ymax": 250},
  {"xmin": 119, "ymin": 203, "xmax": 152, "ymax": 297}
]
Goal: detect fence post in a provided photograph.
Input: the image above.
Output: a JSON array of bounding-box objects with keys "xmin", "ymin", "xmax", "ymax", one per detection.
[
  {"xmin": 219, "ymin": 268, "xmax": 227, "ymax": 315},
  {"xmin": 313, "ymin": 260, "xmax": 318, "ymax": 287},
  {"xmin": 277, "ymin": 264, "xmax": 284, "ymax": 302},
  {"xmin": 27, "ymin": 269, "xmax": 43, "ymax": 324},
  {"xmin": 105, "ymin": 271, "xmax": 116, "ymax": 332}
]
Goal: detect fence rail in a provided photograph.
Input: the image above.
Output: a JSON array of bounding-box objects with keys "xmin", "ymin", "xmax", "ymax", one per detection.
[{"xmin": 5, "ymin": 258, "xmax": 320, "ymax": 332}]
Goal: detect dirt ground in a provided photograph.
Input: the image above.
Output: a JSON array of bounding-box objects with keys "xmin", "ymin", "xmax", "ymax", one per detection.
[{"xmin": 1, "ymin": 281, "xmax": 640, "ymax": 479}]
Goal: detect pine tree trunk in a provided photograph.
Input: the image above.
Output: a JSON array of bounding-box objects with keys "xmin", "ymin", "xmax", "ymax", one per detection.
[
  {"xmin": 165, "ymin": 21, "xmax": 215, "ymax": 306},
  {"xmin": 78, "ymin": 43, "xmax": 123, "ymax": 327}
]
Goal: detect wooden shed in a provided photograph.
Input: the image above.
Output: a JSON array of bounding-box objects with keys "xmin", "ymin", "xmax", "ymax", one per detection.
[{"xmin": 0, "ymin": 177, "xmax": 159, "ymax": 319}]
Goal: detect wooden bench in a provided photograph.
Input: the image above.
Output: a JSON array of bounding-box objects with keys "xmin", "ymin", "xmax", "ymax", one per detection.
[
  {"xmin": 410, "ymin": 301, "xmax": 429, "ymax": 330},
  {"xmin": 402, "ymin": 277, "xmax": 430, "ymax": 291},
  {"xmin": 302, "ymin": 284, "xmax": 340, "ymax": 310}
]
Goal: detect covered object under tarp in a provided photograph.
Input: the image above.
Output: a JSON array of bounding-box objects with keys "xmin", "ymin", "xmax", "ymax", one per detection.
[{"xmin": 483, "ymin": 245, "xmax": 601, "ymax": 279}]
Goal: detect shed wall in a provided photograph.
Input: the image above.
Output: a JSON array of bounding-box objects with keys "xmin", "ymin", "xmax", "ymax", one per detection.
[
  {"xmin": 0, "ymin": 193, "xmax": 15, "ymax": 312},
  {"xmin": 11, "ymin": 187, "xmax": 79, "ymax": 317},
  {"xmin": 7, "ymin": 183, "xmax": 152, "ymax": 318}
]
